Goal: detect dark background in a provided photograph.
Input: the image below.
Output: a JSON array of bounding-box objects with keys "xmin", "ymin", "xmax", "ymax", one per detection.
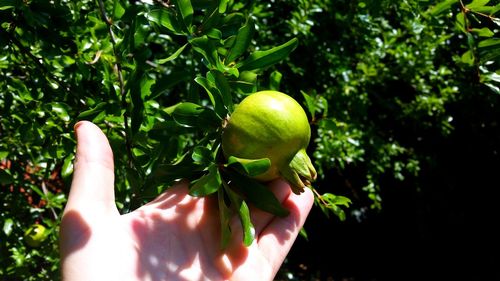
[{"xmin": 284, "ymin": 91, "xmax": 500, "ymax": 281}]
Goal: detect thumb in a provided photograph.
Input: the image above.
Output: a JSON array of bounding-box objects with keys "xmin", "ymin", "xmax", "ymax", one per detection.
[{"xmin": 64, "ymin": 121, "xmax": 117, "ymax": 218}]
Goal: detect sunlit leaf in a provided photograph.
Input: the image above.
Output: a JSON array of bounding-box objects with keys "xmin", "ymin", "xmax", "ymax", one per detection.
[
  {"xmin": 2, "ymin": 218, "xmax": 13, "ymax": 236},
  {"xmin": 209, "ymin": 70, "xmax": 233, "ymax": 111},
  {"xmin": 194, "ymin": 76, "xmax": 229, "ymax": 118},
  {"xmin": 269, "ymin": 70, "xmax": 282, "ymax": 91},
  {"xmin": 223, "ymin": 181, "xmax": 255, "ymax": 246},
  {"xmin": 460, "ymin": 50, "xmax": 475, "ymax": 66},
  {"xmin": 158, "ymin": 43, "xmax": 188, "ymax": 64},
  {"xmin": 175, "ymin": 0, "xmax": 194, "ymax": 31},
  {"xmin": 219, "ymin": 0, "xmax": 229, "ymax": 13},
  {"xmin": 226, "ymin": 17, "xmax": 255, "ymax": 63},
  {"xmin": 0, "ymin": 0, "xmax": 17, "ymax": 10},
  {"xmin": 428, "ymin": 0, "xmax": 459, "ymax": 16},
  {"xmin": 466, "ymin": 0, "xmax": 490, "ymax": 9},
  {"xmin": 226, "ymin": 156, "xmax": 271, "ymax": 177},
  {"xmin": 78, "ymin": 102, "xmax": 107, "ymax": 119},
  {"xmin": 237, "ymin": 38, "xmax": 299, "ymax": 71},
  {"xmin": 61, "ymin": 153, "xmax": 74, "ymax": 180},
  {"xmin": 189, "ymin": 164, "xmax": 221, "ymax": 196},
  {"xmin": 471, "ymin": 27, "xmax": 494, "ymax": 37},
  {"xmin": 190, "ymin": 36, "xmax": 219, "ymax": 66},
  {"xmin": 192, "ymin": 146, "xmax": 214, "ymax": 165}
]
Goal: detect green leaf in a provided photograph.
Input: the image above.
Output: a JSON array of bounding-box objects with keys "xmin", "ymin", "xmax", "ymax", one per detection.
[
  {"xmin": 189, "ymin": 164, "xmax": 221, "ymax": 196},
  {"xmin": 237, "ymin": 38, "xmax": 299, "ymax": 71},
  {"xmin": 219, "ymin": 0, "xmax": 229, "ymax": 13},
  {"xmin": 113, "ymin": 0, "xmax": 126, "ymax": 19},
  {"xmin": 238, "ymin": 71, "xmax": 258, "ymax": 84},
  {"xmin": 223, "ymin": 181, "xmax": 255, "ymax": 246},
  {"xmin": 466, "ymin": 32, "xmax": 475, "ymax": 52},
  {"xmin": 206, "ymin": 28, "xmax": 222, "ymax": 39},
  {"xmin": 0, "ymin": 0, "xmax": 17, "ymax": 10},
  {"xmin": 484, "ymin": 83, "xmax": 500, "ymax": 94},
  {"xmin": 78, "ymin": 102, "xmax": 107, "ymax": 119},
  {"xmin": 492, "ymin": 17, "xmax": 500, "ymax": 27},
  {"xmin": 194, "ymin": 76, "xmax": 228, "ymax": 119},
  {"xmin": 158, "ymin": 43, "xmax": 188, "ymax": 64},
  {"xmin": 481, "ymin": 72, "xmax": 500, "ymax": 83},
  {"xmin": 47, "ymin": 102, "xmax": 70, "ymax": 122},
  {"xmin": 192, "ymin": 146, "xmax": 214, "ymax": 165},
  {"xmin": 317, "ymin": 193, "xmax": 352, "ymax": 221},
  {"xmin": 229, "ymin": 80, "xmax": 257, "ymax": 94},
  {"xmin": 455, "ymin": 12, "xmax": 466, "ymax": 33},
  {"xmin": 224, "ymin": 169, "xmax": 290, "ymax": 217},
  {"xmin": 301, "ymin": 90, "xmax": 316, "ymax": 116},
  {"xmin": 238, "ymin": 200, "xmax": 254, "ymax": 246},
  {"xmin": 226, "ymin": 156, "xmax": 271, "ymax": 177},
  {"xmin": 478, "ymin": 38, "xmax": 500, "ymax": 48},
  {"xmin": 190, "ymin": 36, "xmax": 219, "ymax": 66},
  {"xmin": 471, "ymin": 27, "xmax": 494, "ymax": 37},
  {"xmin": 218, "ymin": 188, "xmax": 232, "ymax": 249},
  {"xmin": 61, "ymin": 153, "xmax": 74, "ymax": 180},
  {"xmin": 198, "ymin": 4, "xmax": 222, "ymax": 33},
  {"xmin": 144, "ymin": 153, "xmax": 203, "ymax": 189},
  {"xmin": 466, "ymin": 0, "xmax": 490, "ymax": 9},
  {"xmin": 299, "ymin": 227, "xmax": 308, "ymax": 241},
  {"xmin": 0, "ymin": 150, "xmax": 8, "ymax": 159},
  {"xmin": 3, "ymin": 218, "xmax": 13, "ymax": 236},
  {"xmin": 175, "ymin": 0, "xmax": 194, "ymax": 31},
  {"xmin": 226, "ymin": 17, "xmax": 255, "ymax": 63},
  {"xmin": 478, "ymin": 38, "xmax": 500, "ymax": 62},
  {"xmin": 428, "ymin": 0, "xmax": 459, "ymax": 16},
  {"xmin": 166, "ymin": 102, "xmax": 220, "ymax": 128},
  {"xmin": 209, "ymin": 70, "xmax": 233, "ymax": 111},
  {"xmin": 269, "ymin": 70, "xmax": 282, "ymax": 91},
  {"xmin": 146, "ymin": 9, "xmax": 184, "ymax": 35},
  {"xmin": 460, "ymin": 50, "xmax": 475, "ymax": 66},
  {"xmin": 129, "ymin": 73, "xmax": 151, "ymax": 134}
]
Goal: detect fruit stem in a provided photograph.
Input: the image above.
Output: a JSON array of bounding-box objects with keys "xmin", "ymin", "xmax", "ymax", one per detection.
[{"xmin": 311, "ymin": 187, "xmax": 330, "ymax": 207}]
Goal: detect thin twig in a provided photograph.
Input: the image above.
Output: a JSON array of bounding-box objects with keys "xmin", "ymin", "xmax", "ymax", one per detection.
[
  {"xmin": 41, "ymin": 181, "xmax": 58, "ymax": 220},
  {"xmin": 97, "ymin": 0, "xmax": 134, "ymax": 168},
  {"xmin": 311, "ymin": 187, "xmax": 330, "ymax": 207}
]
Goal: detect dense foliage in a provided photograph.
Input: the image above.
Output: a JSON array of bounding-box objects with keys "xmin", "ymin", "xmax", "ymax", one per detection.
[{"xmin": 1, "ymin": 0, "xmax": 499, "ymax": 279}]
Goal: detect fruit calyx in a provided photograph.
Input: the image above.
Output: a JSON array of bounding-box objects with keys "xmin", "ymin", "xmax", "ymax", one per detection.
[{"xmin": 282, "ymin": 148, "xmax": 317, "ymax": 194}]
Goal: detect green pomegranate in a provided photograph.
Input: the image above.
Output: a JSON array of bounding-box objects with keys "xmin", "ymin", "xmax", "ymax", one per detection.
[
  {"xmin": 221, "ymin": 90, "xmax": 317, "ymax": 194},
  {"xmin": 24, "ymin": 223, "xmax": 47, "ymax": 247}
]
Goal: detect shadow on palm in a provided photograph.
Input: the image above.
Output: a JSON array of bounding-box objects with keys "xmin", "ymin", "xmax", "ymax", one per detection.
[{"xmin": 128, "ymin": 180, "xmax": 300, "ymax": 281}]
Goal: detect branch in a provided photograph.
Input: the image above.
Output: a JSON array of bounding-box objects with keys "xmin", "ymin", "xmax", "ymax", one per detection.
[{"xmin": 97, "ymin": 0, "xmax": 134, "ymax": 168}]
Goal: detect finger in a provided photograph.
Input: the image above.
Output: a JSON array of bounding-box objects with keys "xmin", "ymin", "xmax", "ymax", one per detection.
[
  {"xmin": 250, "ymin": 179, "xmax": 293, "ymax": 236},
  {"xmin": 257, "ymin": 187, "xmax": 314, "ymax": 269},
  {"xmin": 221, "ymin": 179, "xmax": 296, "ymax": 256},
  {"xmin": 64, "ymin": 121, "xmax": 117, "ymax": 218}
]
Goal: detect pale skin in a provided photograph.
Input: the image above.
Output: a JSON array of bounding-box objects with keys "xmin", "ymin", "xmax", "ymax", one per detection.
[{"xmin": 59, "ymin": 121, "xmax": 314, "ymax": 281}]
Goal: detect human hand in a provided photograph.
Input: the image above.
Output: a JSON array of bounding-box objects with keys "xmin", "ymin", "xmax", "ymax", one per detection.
[{"xmin": 59, "ymin": 121, "xmax": 314, "ymax": 281}]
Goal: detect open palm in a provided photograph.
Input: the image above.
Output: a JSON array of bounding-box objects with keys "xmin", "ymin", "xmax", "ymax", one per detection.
[{"xmin": 60, "ymin": 121, "xmax": 314, "ymax": 281}]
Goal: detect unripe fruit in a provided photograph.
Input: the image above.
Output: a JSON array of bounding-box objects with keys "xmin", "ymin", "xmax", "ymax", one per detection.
[
  {"xmin": 24, "ymin": 223, "xmax": 47, "ymax": 247},
  {"xmin": 222, "ymin": 90, "xmax": 317, "ymax": 194}
]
